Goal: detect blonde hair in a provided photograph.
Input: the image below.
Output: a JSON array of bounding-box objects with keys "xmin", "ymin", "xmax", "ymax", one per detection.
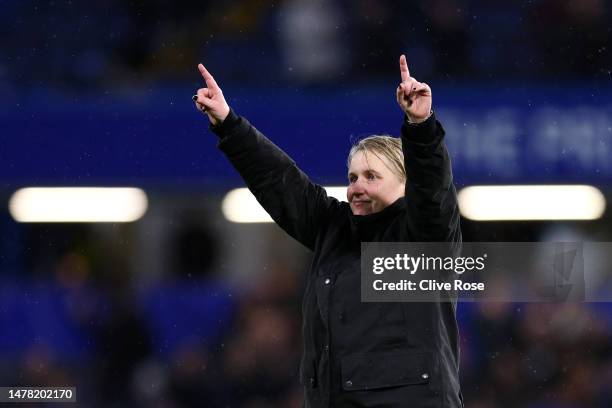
[{"xmin": 347, "ymin": 135, "xmax": 406, "ymax": 181}]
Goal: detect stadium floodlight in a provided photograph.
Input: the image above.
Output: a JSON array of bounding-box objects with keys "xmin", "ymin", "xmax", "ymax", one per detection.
[
  {"xmin": 322, "ymin": 187, "xmax": 349, "ymax": 202},
  {"xmin": 222, "ymin": 187, "xmax": 348, "ymax": 223},
  {"xmin": 9, "ymin": 187, "xmax": 148, "ymax": 223},
  {"xmin": 458, "ymin": 185, "xmax": 606, "ymax": 221}
]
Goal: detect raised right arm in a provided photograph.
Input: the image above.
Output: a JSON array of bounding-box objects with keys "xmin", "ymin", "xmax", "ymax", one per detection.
[{"xmin": 194, "ymin": 64, "xmax": 340, "ymax": 250}]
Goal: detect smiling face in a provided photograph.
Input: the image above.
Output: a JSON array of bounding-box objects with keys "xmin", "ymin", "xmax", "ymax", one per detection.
[{"xmin": 347, "ymin": 150, "xmax": 405, "ymax": 215}]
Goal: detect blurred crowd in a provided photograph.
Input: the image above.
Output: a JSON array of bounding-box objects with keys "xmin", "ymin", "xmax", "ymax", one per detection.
[
  {"xmin": 1, "ymin": 214, "xmax": 612, "ymax": 407},
  {"xmin": 1, "ymin": 0, "xmax": 610, "ymax": 90}
]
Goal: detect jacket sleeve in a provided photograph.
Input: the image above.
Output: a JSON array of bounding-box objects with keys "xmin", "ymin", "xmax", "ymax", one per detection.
[
  {"xmin": 400, "ymin": 111, "xmax": 462, "ymax": 243},
  {"xmin": 211, "ymin": 109, "xmax": 341, "ymax": 250}
]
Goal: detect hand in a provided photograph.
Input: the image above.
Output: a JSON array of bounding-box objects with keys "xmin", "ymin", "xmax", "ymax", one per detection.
[
  {"xmin": 193, "ymin": 63, "xmax": 230, "ymax": 126},
  {"xmin": 396, "ymin": 55, "xmax": 432, "ymax": 123}
]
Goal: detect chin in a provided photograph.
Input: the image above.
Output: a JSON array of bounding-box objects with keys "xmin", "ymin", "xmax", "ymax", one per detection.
[{"xmin": 351, "ymin": 206, "xmax": 373, "ymax": 216}]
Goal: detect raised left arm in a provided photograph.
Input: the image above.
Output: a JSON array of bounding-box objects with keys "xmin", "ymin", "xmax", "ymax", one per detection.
[{"xmin": 396, "ymin": 55, "xmax": 461, "ymax": 242}]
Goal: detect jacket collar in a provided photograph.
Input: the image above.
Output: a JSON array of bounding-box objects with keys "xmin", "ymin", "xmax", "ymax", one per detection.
[{"xmin": 349, "ymin": 198, "xmax": 405, "ymax": 236}]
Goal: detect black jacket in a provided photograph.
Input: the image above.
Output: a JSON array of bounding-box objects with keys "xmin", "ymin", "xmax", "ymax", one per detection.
[{"xmin": 213, "ymin": 109, "xmax": 463, "ymax": 408}]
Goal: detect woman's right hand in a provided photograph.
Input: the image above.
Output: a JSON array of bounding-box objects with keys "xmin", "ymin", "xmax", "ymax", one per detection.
[{"xmin": 193, "ymin": 63, "xmax": 230, "ymax": 126}]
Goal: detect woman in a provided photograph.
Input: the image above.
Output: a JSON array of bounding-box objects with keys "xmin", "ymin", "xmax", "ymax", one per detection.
[{"xmin": 193, "ymin": 55, "xmax": 463, "ymax": 408}]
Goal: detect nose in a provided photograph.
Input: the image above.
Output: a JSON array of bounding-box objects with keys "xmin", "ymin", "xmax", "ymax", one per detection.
[{"xmin": 347, "ymin": 181, "xmax": 365, "ymax": 201}]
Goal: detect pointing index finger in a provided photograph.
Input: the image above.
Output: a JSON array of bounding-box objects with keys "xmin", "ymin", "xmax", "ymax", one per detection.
[
  {"xmin": 198, "ymin": 63, "xmax": 219, "ymax": 90},
  {"xmin": 399, "ymin": 54, "xmax": 410, "ymax": 82}
]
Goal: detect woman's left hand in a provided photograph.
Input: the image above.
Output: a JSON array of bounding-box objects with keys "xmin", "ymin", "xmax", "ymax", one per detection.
[{"xmin": 396, "ymin": 54, "xmax": 432, "ymax": 123}]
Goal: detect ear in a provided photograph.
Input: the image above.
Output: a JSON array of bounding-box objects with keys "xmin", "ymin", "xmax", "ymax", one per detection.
[{"xmin": 396, "ymin": 178, "xmax": 406, "ymax": 195}]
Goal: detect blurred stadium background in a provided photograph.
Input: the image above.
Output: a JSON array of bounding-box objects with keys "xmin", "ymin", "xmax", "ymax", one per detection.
[{"xmin": 1, "ymin": 0, "xmax": 612, "ymax": 407}]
